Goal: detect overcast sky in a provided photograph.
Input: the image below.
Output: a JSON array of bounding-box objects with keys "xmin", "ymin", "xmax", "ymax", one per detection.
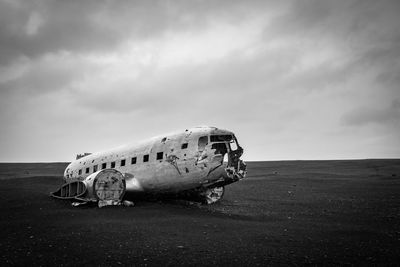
[{"xmin": 0, "ymin": 0, "xmax": 399, "ymax": 162}]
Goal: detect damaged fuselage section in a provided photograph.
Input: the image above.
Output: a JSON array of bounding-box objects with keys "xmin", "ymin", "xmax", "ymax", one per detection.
[{"xmin": 51, "ymin": 126, "xmax": 247, "ymax": 207}]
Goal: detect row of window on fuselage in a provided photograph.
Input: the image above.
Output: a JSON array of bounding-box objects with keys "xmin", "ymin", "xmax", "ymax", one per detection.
[{"xmin": 75, "ymin": 143, "xmax": 189, "ymax": 176}]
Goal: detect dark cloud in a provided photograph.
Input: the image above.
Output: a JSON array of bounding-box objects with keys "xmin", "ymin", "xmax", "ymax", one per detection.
[
  {"xmin": 1, "ymin": 53, "xmax": 92, "ymax": 95},
  {"xmin": 0, "ymin": 0, "xmax": 162, "ymax": 64},
  {"xmin": 0, "ymin": 0, "xmax": 266, "ymax": 65},
  {"xmin": 267, "ymin": 0, "xmax": 400, "ymax": 39},
  {"xmin": 0, "ymin": 0, "xmax": 118, "ymax": 64},
  {"xmin": 265, "ymin": 0, "xmax": 400, "ymax": 73}
]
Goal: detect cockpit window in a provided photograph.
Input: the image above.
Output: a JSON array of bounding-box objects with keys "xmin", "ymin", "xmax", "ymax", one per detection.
[
  {"xmin": 198, "ymin": 136, "xmax": 208, "ymax": 152},
  {"xmin": 229, "ymin": 139, "xmax": 238, "ymax": 151},
  {"xmin": 211, "ymin": 143, "xmax": 228, "ymax": 155},
  {"xmin": 210, "ymin": 135, "xmax": 232, "ymax": 142}
]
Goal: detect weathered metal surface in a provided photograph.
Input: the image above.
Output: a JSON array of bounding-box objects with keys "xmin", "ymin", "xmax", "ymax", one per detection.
[
  {"xmin": 84, "ymin": 169, "xmax": 126, "ymax": 201},
  {"xmin": 50, "ymin": 181, "xmax": 86, "ymax": 199},
  {"xmin": 51, "ymin": 169, "xmax": 126, "ymax": 207},
  {"xmin": 76, "ymin": 153, "xmax": 92, "ymax": 160},
  {"xmin": 202, "ymin": 186, "xmax": 225, "ymax": 204},
  {"xmin": 53, "ymin": 126, "xmax": 246, "ymax": 206}
]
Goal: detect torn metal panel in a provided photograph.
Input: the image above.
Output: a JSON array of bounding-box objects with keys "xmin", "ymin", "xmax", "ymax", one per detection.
[
  {"xmin": 201, "ymin": 186, "xmax": 225, "ymax": 204},
  {"xmin": 166, "ymin": 154, "xmax": 181, "ymax": 175},
  {"xmin": 71, "ymin": 201, "xmax": 88, "ymax": 207},
  {"xmin": 53, "ymin": 126, "xmax": 247, "ymax": 207},
  {"xmin": 50, "ymin": 181, "xmax": 86, "ymax": 199},
  {"xmin": 76, "ymin": 152, "xmax": 92, "ymax": 160},
  {"xmin": 98, "ymin": 200, "xmax": 122, "ymax": 208},
  {"xmin": 51, "ymin": 169, "xmax": 126, "ymax": 206}
]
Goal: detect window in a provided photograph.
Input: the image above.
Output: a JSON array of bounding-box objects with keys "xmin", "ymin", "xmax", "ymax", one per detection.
[
  {"xmin": 111, "ymin": 161, "xmax": 116, "ymax": 168},
  {"xmin": 212, "ymin": 143, "xmax": 228, "ymax": 155},
  {"xmin": 181, "ymin": 143, "xmax": 188, "ymax": 149},
  {"xmin": 102, "ymin": 163, "xmax": 107, "ymax": 169},
  {"xmin": 198, "ymin": 136, "xmax": 208, "ymax": 152},
  {"xmin": 210, "ymin": 135, "xmax": 232, "ymax": 142},
  {"xmin": 229, "ymin": 140, "xmax": 238, "ymax": 151},
  {"xmin": 143, "ymin": 154, "xmax": 149, "ymax": 162},
  {"xmin": 121, "ymin": 159, "xmax": 126, "ymax": 166},
  {"xmin": 78, "ymin": 169, "xmax": 82, "ymax": 175},
  {"xmin": 156, "ymin": 152, "xmax": 163, "ymax": 160},
  {"xmin": 85, "ymin": 167, "xmax": 89, "ymax": 174},
  {"xmin": 93, "ymin": 165, "xmax": 98, "ymax": 172},
  {"xmin": 131, "ymin": 157, "xmax": 137, "ymax": 164}
]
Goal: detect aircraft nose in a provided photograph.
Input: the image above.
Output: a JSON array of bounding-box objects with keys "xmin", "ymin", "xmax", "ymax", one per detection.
[{"xmin": 238, "ymin": 160, "xmax": 247, "ymax": 179}]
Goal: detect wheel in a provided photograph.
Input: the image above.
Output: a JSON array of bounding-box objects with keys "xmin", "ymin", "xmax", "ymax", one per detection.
[{"xmin": 203, "ymin": 186, "xmax": 225, "ymax": 204}]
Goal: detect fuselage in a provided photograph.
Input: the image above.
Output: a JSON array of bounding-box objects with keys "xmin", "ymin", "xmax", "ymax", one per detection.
[{"xmin": 64, "ymin": 126, "xmax": 246, "ymax": 195}]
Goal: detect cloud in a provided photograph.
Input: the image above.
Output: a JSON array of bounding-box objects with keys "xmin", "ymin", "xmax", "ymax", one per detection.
[
  {"xmin": 0, "ymin": 52, "xmax": 95, "ymax": 96},
  {"xmin": 341, "ymin": 99, "xmax": 400, "ymax": 126},
  {"xmin": 0, "ymin": 0, "xmax": 273, "ymax": 65},
  {"xmin": 0, "ymin": 0, "xmax": 128, "ymax": 64},
  {"xmin": 1, "ymin": 0, "xmax": 400, "ymax": 161}
]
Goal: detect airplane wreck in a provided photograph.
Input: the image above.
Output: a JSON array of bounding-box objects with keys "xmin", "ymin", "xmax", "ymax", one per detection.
[{"xmin": 51, "ymin": 126, "xmax": 247, "ymax": 207}]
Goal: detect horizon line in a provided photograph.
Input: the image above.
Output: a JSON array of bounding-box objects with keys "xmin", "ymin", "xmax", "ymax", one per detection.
[{"xmin": 0, "ymin": 158, "xmax": 399, "ymax": 164}]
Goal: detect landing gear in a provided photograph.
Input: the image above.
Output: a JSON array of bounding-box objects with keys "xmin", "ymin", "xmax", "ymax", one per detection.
[{"xmin": 202, "ymin": 186, "xmax": 225, "ymax": 204}]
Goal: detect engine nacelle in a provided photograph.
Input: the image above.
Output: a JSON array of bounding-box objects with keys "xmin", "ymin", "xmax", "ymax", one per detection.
[{"xmin": 83, "ymin": 169, "xmax": 126, "ymax": 202}]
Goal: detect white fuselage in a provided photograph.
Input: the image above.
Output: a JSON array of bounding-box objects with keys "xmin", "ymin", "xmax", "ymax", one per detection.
[{"xmin": 64, "ymin": 126, "xmax": 245, "ymax": 195}]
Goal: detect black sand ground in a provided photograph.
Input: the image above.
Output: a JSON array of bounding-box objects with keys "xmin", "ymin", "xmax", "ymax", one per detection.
[{"xmin": 1, "ymin": 160, "xmax": 399, "ymax": 266}]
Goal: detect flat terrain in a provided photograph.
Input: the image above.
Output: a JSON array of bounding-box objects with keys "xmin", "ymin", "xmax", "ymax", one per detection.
[{"xmin": 1, "ymin": 160, "xmax": 399, "ymax": 266}]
